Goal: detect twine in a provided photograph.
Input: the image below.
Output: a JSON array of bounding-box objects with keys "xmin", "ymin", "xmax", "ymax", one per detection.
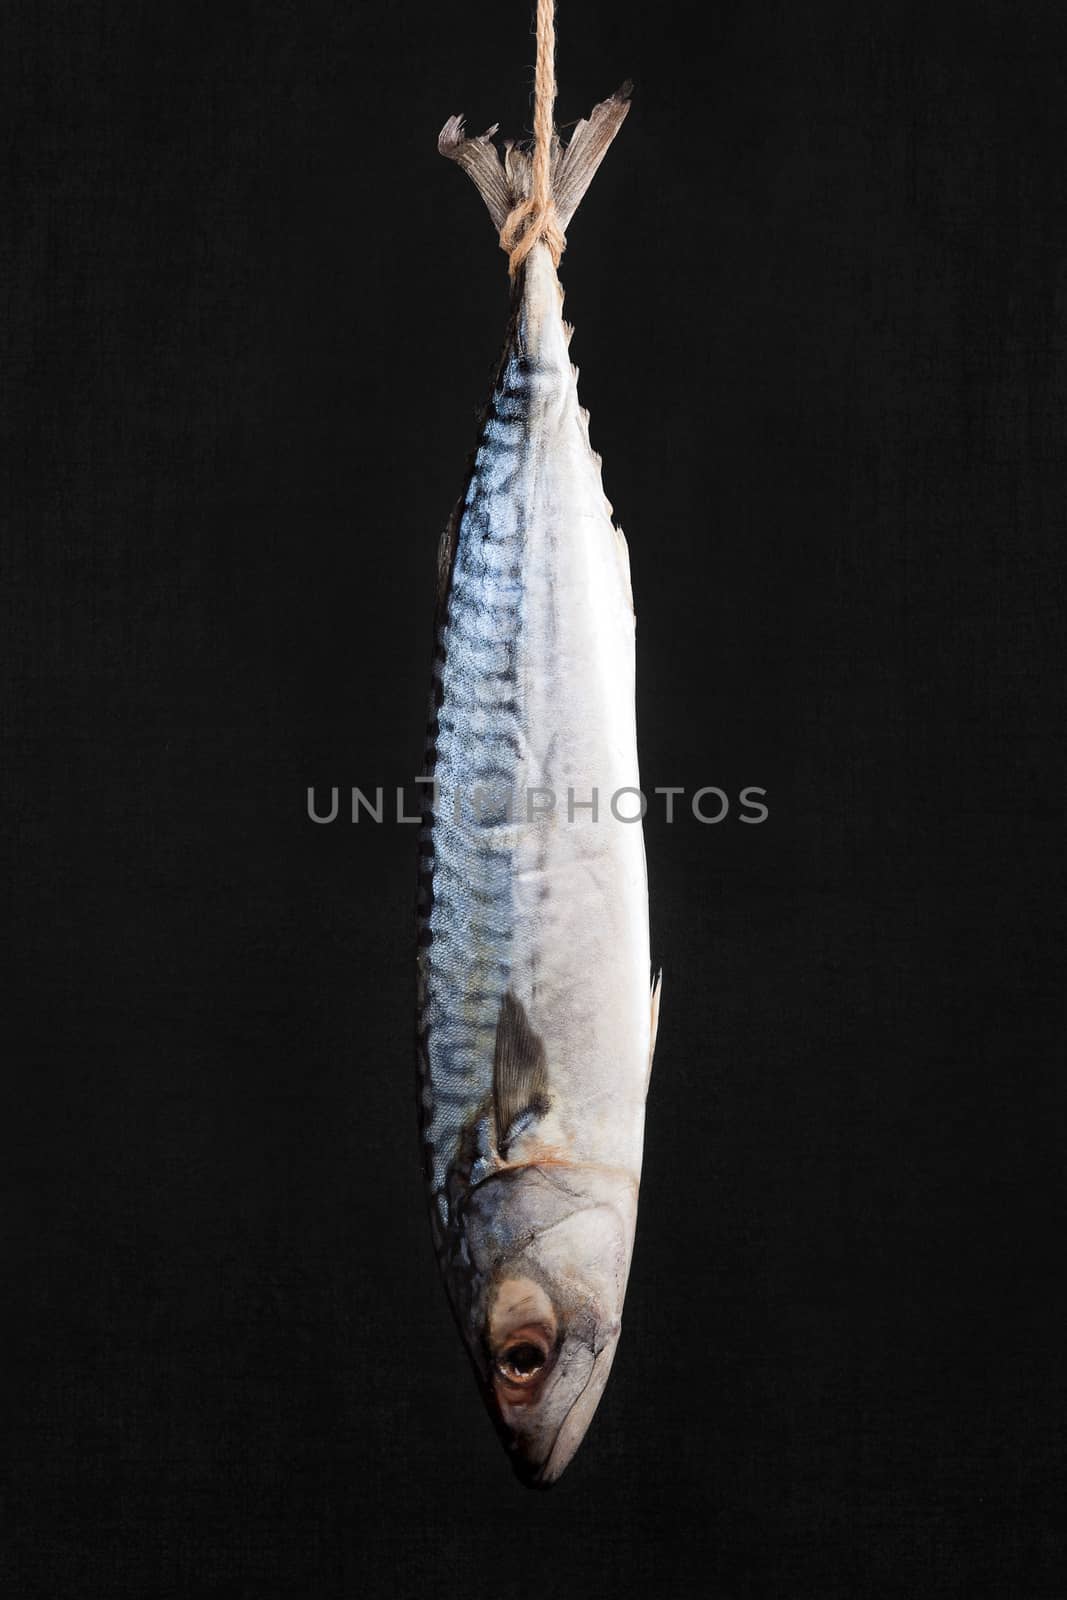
[{"xmin": 499, "ymin": 0, "xmax": 566, "ymax": 276}]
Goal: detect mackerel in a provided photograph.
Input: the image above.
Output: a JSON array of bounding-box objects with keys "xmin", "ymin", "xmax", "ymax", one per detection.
[{"xmin": 416, "ymin": 86, "xmax": 659, "ymax": 1485}]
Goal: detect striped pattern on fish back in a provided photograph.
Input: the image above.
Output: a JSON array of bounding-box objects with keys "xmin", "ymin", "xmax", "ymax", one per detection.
[{"xmin": 417, "ymin": 345, "xmax": 533, "ymax": 1230}]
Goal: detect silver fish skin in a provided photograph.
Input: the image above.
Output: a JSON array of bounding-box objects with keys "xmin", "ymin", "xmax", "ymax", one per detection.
[{"xmin": 417, "ymin": 89, "xmax": 659, "ymax": 1487}]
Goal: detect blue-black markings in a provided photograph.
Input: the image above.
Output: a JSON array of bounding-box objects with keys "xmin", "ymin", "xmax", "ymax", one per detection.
[{"xmin": 417, "ymin": 347, "xmax": 536, "ymax": 1227}]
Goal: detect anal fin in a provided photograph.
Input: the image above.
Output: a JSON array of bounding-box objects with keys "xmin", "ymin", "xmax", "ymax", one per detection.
[{"xmin": 647, "ymin": 971, "xmax": 662, "ymax": 1089}]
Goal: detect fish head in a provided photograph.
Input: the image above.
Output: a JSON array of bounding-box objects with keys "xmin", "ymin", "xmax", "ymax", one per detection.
[{"xmin": 454, "ymin": 1163, "xmax": 637, "ymax": 1486}]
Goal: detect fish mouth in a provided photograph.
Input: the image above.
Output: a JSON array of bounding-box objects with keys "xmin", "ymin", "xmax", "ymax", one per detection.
[{"xmin": 505, "ymin": 1342, "xmax": 615, "ymax": 1489}]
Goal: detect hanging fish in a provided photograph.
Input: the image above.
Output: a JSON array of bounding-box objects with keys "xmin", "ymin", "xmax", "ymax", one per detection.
[{"xmin": 416, "ymin": 77, "xmax": 659, "ymax": 1486}]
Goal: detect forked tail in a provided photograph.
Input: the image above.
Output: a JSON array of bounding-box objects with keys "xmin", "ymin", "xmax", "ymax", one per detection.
[{"xmin": 439, "ymin": 83, "xmax": 632, "ymax": 275}]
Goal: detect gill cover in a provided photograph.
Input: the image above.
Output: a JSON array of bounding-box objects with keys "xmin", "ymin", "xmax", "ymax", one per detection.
[{"xmin": 454, "ymin": 1162, "xmax": 637, "ymax": 1486}]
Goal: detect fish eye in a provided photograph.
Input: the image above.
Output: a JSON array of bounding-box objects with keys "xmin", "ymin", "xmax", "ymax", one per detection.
[{"xmin": 495, "ymin": 1336, "xmax": 549, "ymax": 1385}]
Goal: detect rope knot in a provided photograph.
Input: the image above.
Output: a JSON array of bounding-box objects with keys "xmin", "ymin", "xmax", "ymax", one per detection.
[{"xmin": 500, "ymin": 193, "xmax": 566, "ymax": 276}]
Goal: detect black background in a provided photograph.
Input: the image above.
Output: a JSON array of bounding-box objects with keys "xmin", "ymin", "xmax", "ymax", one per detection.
[{"xmin": 5, "ymin": 1, "xmax": 1066, "ymax": 1594}]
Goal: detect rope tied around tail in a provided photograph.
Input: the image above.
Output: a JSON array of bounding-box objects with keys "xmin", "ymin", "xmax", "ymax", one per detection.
[{"xmin": 500, "ymin": 0, "xmax": 566, "ymax": 276}]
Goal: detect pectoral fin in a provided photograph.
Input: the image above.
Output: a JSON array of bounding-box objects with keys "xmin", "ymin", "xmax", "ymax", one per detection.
[{"xmin": 493, "ymin": 991, "xmax": 549, "ymax": 1155}]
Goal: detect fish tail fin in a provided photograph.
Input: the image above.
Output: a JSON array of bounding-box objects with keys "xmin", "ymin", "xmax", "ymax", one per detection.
[
  {"xmin": 549, "ymin": 82, "xmax": 633, "ymax": 230},
  {"xmin": 439, "ymin": 83, "xmax": 632, "ymax": 240}
]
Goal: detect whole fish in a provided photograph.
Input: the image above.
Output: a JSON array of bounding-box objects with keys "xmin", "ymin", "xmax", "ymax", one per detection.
[{"xmin": 416, "ymin": 85, "xmax": 659, "ymax": 1486}]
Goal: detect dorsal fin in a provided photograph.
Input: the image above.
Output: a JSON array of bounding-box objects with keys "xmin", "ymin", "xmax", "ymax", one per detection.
[
  {"xmin": 493, "ymin": 991, "xmax": 549, "ymax": 1154},
  {"xmin": 439, "ymin": 84, "xmax": 632, "ymax": 238}
]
